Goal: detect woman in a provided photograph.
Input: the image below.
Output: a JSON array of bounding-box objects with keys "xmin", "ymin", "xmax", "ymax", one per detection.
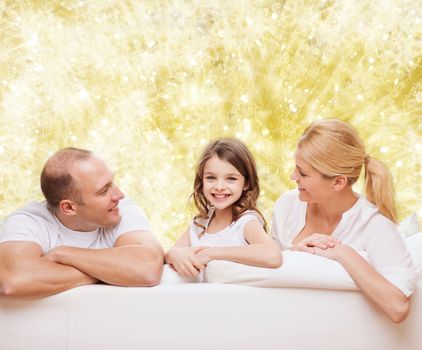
[{"xmin": 271, "ymin": 119, "xmax": 415, "ymax": 323}]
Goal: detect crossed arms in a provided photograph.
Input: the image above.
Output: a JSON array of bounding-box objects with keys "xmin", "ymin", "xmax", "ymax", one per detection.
[{"xmin": 0, "ymin": 231, "xmax": 164, "ymax": 298}]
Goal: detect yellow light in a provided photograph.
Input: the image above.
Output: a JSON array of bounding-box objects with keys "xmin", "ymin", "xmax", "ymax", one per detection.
[{"xmin": 0, "ymin": 1, "xmax": 420, "ymax": 248}]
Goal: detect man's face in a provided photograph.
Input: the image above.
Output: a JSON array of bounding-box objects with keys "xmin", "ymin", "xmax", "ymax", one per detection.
[{"xmin": 70, "ymin": 157, "xmax": 124, "ymax": 231}]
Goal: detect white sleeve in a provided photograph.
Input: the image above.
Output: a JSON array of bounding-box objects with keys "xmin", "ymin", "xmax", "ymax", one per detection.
[
  {"xmin": 363, "ymin": 216, "xmax": 416, "ymax": 297},
  {"xmin": 113, "ymin": 198, "xmax": 151, "ymax": 239},
  {"xmin": 0, "ymin": 213, "xmax": 48, "ymax": 251},
  {"xmin": 237, "ymin": 212, "xmax": 264, "ymax": 234},
  {"xmin": 270, "ymin": 191, "xmax": 299, "ymax": 250}
]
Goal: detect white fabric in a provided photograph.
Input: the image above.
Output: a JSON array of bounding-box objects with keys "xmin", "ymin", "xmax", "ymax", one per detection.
[
  {"xmin": 271, "ymin": 190, "xmax": 416, "ymax": 297},
  {"xmin": 1, "ymin": 282, "xmax": 421, "ymax": 350},
  {"xmin": 205, "ymin": 250, "xmax": 358, "ymax": 290},
  {"xmin": 405, "ymin": 233, "xmax": 422, "ymax": 281},
  {"xmin": 189, "ymin": 209, "xmax": 263, "ymax": 247},
  {"xmin": 398, "ymin": 212, "xmax": 421, "ymax": 237},
  {"xmin": 160, "ymin": 264, "xmax": 199, "ymax": 284},
  {"xmin": 0, "ymin": 198, "xmax": 150, "ymax": 253}
]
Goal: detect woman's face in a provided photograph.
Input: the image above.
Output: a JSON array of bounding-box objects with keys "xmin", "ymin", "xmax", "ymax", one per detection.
[{"xmin": 290, "ymin": 150, "xmax": 334, "ymax": 203}]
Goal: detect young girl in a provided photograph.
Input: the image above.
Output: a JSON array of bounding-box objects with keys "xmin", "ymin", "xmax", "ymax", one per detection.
[
  {"xmin": 165, "ymin": 137, "xmax": 282, "ymax": 278},
  {"xmin": 271, "ymin": 119, "xmax": 415, "ymax": 323}
]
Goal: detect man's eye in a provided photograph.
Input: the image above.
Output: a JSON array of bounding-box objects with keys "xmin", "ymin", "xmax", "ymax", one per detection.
[{"xmin": 100, "ymin": 187, "xmax": 110, "ymax": 195}]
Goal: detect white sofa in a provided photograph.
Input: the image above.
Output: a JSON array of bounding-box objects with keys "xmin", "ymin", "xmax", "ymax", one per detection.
[
  {"xmin": 0, "ymin": 280, "xmax": 421, "ymax": 350},
  {"xmin": 1, "ymin": 225, "xmax": 421, "ymax": 350}
]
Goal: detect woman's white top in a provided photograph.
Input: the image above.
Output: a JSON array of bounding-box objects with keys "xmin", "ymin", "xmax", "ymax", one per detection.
[
  {"xmin": 271, "ymin": 190, "xmax": 416, "ymax": 296},
  {"xmin": 189, "ymin": 210, "xmax": 264, "ymax": 247}
]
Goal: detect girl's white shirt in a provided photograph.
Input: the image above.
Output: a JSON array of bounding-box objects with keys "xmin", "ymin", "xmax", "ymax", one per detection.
[
  {"xmin": 271, "ymin": 189, "xmax": 416, "ymax": 296},
  {"xmin": 189, "ymin": 209, "xmax": 264, "ymax": 247}
]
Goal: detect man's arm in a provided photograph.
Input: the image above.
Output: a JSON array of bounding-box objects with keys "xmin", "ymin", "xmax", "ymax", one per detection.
[
  {"xmin": 44, "ymin": 231, "xmax": 164, "ymax": 287},
  {"xmin": 0, "ymin": 242, "xmax": 98, "ymax": 298}
]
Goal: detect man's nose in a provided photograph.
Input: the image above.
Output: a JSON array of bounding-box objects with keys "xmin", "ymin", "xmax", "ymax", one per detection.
[{"xmin": 111, "ymin": 184, "xmax": 124, "ymax": 200}]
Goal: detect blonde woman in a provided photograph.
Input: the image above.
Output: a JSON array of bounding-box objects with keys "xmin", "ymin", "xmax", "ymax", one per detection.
[{"xmin": 271, "ymin": 119, "xmax": 415, "ymax": 323}]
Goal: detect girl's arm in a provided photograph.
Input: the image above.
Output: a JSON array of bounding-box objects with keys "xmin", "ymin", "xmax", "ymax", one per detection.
[
  {"xmin": 165, "ymin": 229, "xmax": 207, "ymax": 277},
  {"xmin": 195, "ymin": 220, "xmax": 282, "ymax": 268},
  {"xmin": 314, "ymin": 244, "xmax": 410, "ymax": 323}
]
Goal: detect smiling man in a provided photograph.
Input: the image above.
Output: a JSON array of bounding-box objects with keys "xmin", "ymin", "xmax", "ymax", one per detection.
[{"xmin": 0, "ymin": 147, "xmax": 164, "ymax": 298}]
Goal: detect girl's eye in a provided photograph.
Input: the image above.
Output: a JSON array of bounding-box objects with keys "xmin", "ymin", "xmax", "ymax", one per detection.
[
  {"xmin": 227, "ymin": 177, "xmax": 237, "ymax": 181},
  {"xmin": 205, "ymin": 176, "xmax": 215, "ymax": 180}
]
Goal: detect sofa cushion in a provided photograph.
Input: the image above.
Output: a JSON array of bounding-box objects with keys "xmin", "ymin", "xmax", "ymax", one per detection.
[{"xmin": 205, "ymin": 250, "xmax": 359, "ymax": 290}]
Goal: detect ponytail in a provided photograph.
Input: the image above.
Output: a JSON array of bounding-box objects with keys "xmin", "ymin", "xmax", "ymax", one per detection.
[{"xmin": 364, "ymin": 156, "xmax": 397, "ymax": 223}]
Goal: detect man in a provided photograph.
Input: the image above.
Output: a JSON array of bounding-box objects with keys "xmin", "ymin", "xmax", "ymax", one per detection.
[{"xmin": 0, "ymin": 147, "xmax": 164, "ymax": 298}]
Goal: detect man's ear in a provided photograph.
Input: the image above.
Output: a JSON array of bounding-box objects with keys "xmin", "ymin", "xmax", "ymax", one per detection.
[
  {"xmin": 58, "ymin": 199, "xmax": 77, "ymax": 216},
  {"xmin": 332, "ymin": 175, "xmax": 348, "ymax": 191}
]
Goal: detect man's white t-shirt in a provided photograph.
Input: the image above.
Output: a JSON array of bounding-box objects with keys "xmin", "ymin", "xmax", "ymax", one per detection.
[
  {"xmin": 271, "ymin": 189, "xmax": 416, "ymax": 296},
  {"xmin": 0, "ymin": 198, "xmax": 150, "ymax": 253}
]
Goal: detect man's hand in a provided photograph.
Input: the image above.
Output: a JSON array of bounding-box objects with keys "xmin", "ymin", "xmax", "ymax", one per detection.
[
  {"xmin": 40, "ymin": 231, "xmax": 164, "ymax": 287},
  {"xmin": 43, "ymin": 246, "xmax": 70, "ymax": 263}
]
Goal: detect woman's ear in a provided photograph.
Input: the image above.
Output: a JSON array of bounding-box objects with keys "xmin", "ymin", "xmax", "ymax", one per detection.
[{"xmin": 332, "ymin": 176, "xmax": 348, "ymax": 191}]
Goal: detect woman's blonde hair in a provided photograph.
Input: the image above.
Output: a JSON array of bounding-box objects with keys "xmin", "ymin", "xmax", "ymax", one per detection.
[
  {"xmin": 191, "ymin": 137, "xmax": 268, "ymax": 232},
  {"xmin": 298, "ymin": 119, "xmax": 397, "ymax": 223}
]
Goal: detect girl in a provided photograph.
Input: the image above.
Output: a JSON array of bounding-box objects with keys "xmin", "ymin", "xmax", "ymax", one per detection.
[
  {"xmin": 166, "ymin": 137, "xmax": 282, "ymax": 278},
  {"xmin": 271, "ymin": 119, "xmax": 415, "ymax": 323}
]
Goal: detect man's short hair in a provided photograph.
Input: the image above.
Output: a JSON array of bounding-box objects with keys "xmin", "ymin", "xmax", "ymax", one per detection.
[{"xmin": 40, "ymin": 147, "xmax": 92, "ymax": 209}]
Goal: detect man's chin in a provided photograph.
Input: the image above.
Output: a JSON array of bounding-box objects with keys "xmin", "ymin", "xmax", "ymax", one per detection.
[{"xmin": 102, "ymin": 214, "xmax": 122, "ymax": 228}]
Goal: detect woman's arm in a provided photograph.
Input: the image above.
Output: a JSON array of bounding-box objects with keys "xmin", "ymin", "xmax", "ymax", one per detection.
[
  {"xmin": 165, "ymin": 229, "xmax": 207, "ymax": 277},
  {"xmin": 195, "ymin": 220, "xmax": 282, "ymax": 268},
  {"xmin": 314, "ymin": 244, "xmax": 410, "ymax": 323}
]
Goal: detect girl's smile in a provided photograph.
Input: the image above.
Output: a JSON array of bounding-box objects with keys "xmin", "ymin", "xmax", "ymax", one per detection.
[{"xmin": 202, "ymin": 155, "xmax": 247, "ymax": 211}]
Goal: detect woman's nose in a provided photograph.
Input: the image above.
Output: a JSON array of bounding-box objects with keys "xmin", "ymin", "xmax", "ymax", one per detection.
[{"xmin": 290, "ymin": 169, "xmax": 298, "ymax": 181}]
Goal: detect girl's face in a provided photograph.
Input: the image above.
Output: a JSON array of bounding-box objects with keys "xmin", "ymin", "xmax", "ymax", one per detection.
[
  {"xmin": 290, "ymin": 150, "xmax": 334, "ymax": 203},
  {"xmin": 202, "ymin": 155, "xmax": 247, "ymax": 211}
]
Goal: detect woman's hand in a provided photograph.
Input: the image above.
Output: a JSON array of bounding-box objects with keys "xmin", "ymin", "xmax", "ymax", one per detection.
[
  {"xmin": 165, "ymin": 246, "xmax": 208, "ymax": 277},
  {"xmin": 313, "ymin": 243, "xmax": 352, "ymax": 261},
  {"xmin": 292, "ymin": 233, "xmax": 341, "ymax": 254}
]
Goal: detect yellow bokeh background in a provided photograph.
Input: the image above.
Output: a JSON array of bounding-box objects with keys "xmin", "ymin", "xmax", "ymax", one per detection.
[{"xmin": 0, "ymin": 1, "xmax": 421, "ymax": 248}]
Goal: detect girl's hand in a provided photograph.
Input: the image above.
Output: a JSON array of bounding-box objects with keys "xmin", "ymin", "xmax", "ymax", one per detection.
[
  {"xmin": 292, "ymin": 233, "xmax": 341, "ymax": 254},
  {"xmin": 194, "ymin": 248, "xmax": 213, "ymax": 266},
  {"xmin": 166, "ymin": 246, "xmax": 208, "ymax": 277}
]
